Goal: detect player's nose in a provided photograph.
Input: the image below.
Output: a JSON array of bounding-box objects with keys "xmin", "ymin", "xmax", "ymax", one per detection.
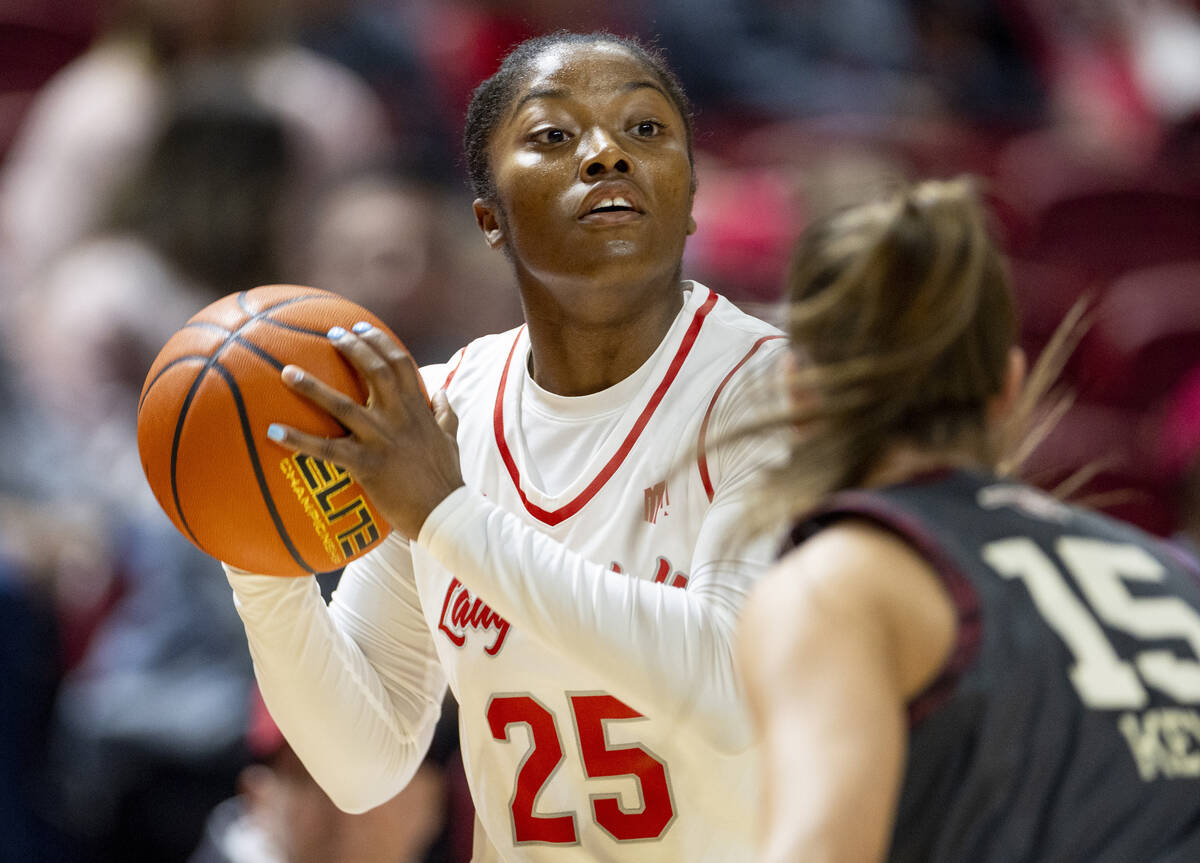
[{"xmin": 580, "ymin": 128, "xmax": 632, "ymax": 180}]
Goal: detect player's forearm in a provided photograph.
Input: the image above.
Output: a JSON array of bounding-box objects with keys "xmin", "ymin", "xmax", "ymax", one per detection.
[
  {"xmin": 225, "ymin": 540, "xmax": 445, "ymax": 811},
  {"xmin": 417, "ymin": 487, "xmax": 756, "ymax": 750}
]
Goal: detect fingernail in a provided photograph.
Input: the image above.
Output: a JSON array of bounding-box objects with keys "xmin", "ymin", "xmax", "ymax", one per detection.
[
  {"xmin": 328, "ymin": 326, "xmax": 346, "ymax": 340},
  {"xmin": 282, "ymin": 366, "xmax": 302, "ymax": 384},
  {"xmin": 266, "ymin": 424, "xmax": 286, "ymax": 442},
  {"xmin": 352, "ymin": 321, "xmax": 372, "ymax": 334}
]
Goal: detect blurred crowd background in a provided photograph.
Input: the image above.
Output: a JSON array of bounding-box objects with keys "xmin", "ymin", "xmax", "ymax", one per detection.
[{"xmin": 1, "ymin": 1, "xmax": 1199, "ymax": 861}]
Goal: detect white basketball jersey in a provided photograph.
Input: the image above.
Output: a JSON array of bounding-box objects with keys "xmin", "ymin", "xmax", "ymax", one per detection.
[{"xmin": 413, "ymin": 284, "xmax": 785, "ymax": 861}]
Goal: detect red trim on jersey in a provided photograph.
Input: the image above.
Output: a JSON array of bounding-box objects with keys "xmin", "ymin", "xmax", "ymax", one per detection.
[
  {"xmin": 494, "ymin": 291, "xmax": 720, "ymax": 526},
  {"xmin": 697, "ymin": 335, "xmax": 784, "ymax": 502},
  {"xmin": 440, "ymin": 346, "xmax": 469, "ymax": 391}
]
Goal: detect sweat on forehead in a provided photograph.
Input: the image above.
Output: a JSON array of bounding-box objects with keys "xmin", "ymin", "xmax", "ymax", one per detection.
[
  {"xmin": 523, "ymin": 40, "xmax": 638, "ymax": 80},
  {"xmin": 462, "ymin": 32, "xmax": 694, "ymax": 202}
]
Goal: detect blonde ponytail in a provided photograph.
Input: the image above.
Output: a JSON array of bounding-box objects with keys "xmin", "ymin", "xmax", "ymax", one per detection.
[{"xmin": 765, "ymin": 177, "xmax": 1018, "ymax": 522}]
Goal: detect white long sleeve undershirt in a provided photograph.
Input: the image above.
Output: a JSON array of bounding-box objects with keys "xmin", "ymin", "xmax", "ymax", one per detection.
[
  {"xmin": 227, "ymin": 471, "xmax": 770, "ymax": 811},
  {"xmin": 225, "ymin": 308, "xmax": 785, "ymax": 816},
  {"xmin": 418, "ymin": 485, "xmax": 763, "ymax": 750},
  {"xmin": 226, "ymin": 535, "xmax": 445, "ymax": 812}
]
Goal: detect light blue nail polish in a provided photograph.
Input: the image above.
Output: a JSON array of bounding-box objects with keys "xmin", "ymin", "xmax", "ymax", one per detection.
[
  {"xmin": 352, "ymin": 321, "xmax": 372, "ymax": 334},
  {"xmin": 328, "ymin": 326, "xmax": 346, "ymax": 340},
  {"xmin": 267, "ymin": 424, "xmax": 285, "ymax": 442}
]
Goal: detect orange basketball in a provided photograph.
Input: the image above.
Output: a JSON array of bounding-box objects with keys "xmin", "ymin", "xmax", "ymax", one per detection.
[{"xmin": 137, "ymin": 284, "xmax": 423, "ymax": 576}]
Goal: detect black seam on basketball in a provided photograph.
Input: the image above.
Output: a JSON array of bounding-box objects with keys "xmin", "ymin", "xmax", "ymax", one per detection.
[
  {"xmin": 238, "ymin": 290, "xmax": 318, "ymax": 318},
  {"xmin": 210, "ymin": 362, "xmax": 317, "ymax": 575},
  {"xmin": 167, "ymin": 362, "xmax": 212, "ymax": 547},
  {"xmin": 204, "ymin": 294, "xmax": 328, "ymax": 368},
  {"xmin": 260, "ymin": 291, "xmax": 331, "ymax": 313},
  {"xmin": 256, "ymin": 317, "xmax": 335, "ymax": 338},
  {"xmin": 241, "ymin": 289, "xmax": 331, "ymax": 319},
  {"xmin": 159, "ymin": 321, "xmax": 312, "ymax": 563},
  {"xmin": 138, "ymin": 354, "xmax": 211, "ymax": 413},
  {"xmin": 231, "ymin": 336, "xmax": 286, "ymax": 371}
]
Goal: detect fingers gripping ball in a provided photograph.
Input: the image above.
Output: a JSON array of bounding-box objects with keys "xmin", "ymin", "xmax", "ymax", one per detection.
[{"xmin": 137, "ymin": 285, "xmax": 426, "ymax": 576}]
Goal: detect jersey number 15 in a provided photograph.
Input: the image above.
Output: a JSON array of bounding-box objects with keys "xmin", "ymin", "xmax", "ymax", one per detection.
[{"xmin": 984, "ymin": 536, "xmax": 1200, "ymax": 710}]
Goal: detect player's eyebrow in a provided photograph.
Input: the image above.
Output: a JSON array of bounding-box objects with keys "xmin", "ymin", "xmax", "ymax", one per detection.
[
  {"xmin": 510, "ymin": 80, "xmax": 671, "ymax": 118},
  {"xmin": 623, "ymin": 80, "xmax": 670, "ymax": 101},
  {"xmin": 511, "ymin": 87, "xmax": 569, "ymax": 117}
]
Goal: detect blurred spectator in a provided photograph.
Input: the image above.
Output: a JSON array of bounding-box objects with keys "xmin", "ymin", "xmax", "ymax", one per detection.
[
  {"xmin": 0, "ymin": 556, "xmax": 76, "ymax": 863},
  {"xmin": 995, "ymin": 0, "xmax": 1200, "ymax": 216},
  {"xmin": 289, "ymin": 0, "xmax": 454, "ymax": 179},
  {"xmin": 303, "ymin": 166, "xmax": 524, "ymax": 364},
  {"xmin": 102, "ymin": 79, "xmax": 299, "ymax": 295},
  {"xmin": 13, "ymin": 80, "xmax": 299, "ymax": 499},
  {"xmin": 0, "ymin": 0, "xmax": 100, "ymax": 161},
  {"xmin": 46, "ymin": 518, "xmax": 255, "ymax": 863},
  {"xmin": 649, "ymin": 0, "xmax": 923, "ymax": 118},
  {"xmin": 647, "ymin": 0, "xmax": 1042, "ymax": 126},
  {"xmin": 0, "ymin": 0, "xmax": 392, "ymax": 299},
  {"xmin": 909, "ymin": 0, "xmax": 1048, "ymax": 126},
  {"xmin": 0, "ymin": 289, "xmax": 107, "ymax": 863},
  {"xmin": 304, "ymin": 170, "xmax": 459, "ymax": 364},
  {"xmin": 0, "ymin": 347, "xmax": 86, "ymax": 862},
  {"xmin": 188, "ymin": 688, "xmax": 461, "ymax": 863},
  {"xmin": 1010, "ymin": 0, "xmax": 1200, "ymax": 129},
  {"xmin": 7, "ymin": 81, "xmax": 313, "ymax": 863}
]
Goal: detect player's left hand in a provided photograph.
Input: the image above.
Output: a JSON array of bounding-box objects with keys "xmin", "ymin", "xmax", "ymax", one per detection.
[{"xmin": 267, "ymin": 322, "xmax": 464, "ymax": 540}]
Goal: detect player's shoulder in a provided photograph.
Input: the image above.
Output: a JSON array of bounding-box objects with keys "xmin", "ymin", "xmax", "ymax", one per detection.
[
  {"xmin": 789, "ymin": 517, "xmax": 936, "ymax": 590},
  {"xmin": 695, "ymin": 282, "xmax": 784, "ymax": 342},
  {"xmin": 691, "ymin": 283, "xmax": 787, "ymax": 370},
  {"xmin": 685, "ymin": 285, "xmax": 786, "ymax": 427},
  {"xmin": 418, "ymin": 326, "xmax": 525, "ymax": 394},
  {"xmin": 748, "ymin": 516, "xmax": 942, "ymax": 664}
]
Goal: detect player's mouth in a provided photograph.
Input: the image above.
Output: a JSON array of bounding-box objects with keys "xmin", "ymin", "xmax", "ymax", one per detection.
[{"xmin": 577, "ymin": 187, "xmax": 645, "ymax": 225}]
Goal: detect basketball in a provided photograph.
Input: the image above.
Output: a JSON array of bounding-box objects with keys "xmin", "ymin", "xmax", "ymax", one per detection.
[{"xmin": 137, "ymin": 284, "xmax": 421, "ymax": 576}]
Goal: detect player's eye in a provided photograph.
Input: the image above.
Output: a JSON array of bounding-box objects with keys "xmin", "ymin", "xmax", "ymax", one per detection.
[
  {"xmin": 532, "ymin": 127, "xmax": 571, "ymax": 145},
  {"xmin": 631, "ymin": 120, "xmax": 664, "ymax": 138}
]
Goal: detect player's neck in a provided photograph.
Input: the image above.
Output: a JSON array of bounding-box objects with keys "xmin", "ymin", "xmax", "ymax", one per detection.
[
  {"xmin": 521, "ymin": 285, "xmax": 685, "ymax": 397},
  {"xmin": 863, "ymin": 442, "xmax": 989, "ymax": 490}
]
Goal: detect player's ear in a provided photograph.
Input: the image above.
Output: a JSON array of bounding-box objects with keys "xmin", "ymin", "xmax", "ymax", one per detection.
[
  {"xmin": 473, "ymin": 199, "xmax": 506, "ymax": 249},
  {"xmin": 989, "ymin": 347, "xmax": 1026, "ymax": 425},
  {"xmin": 686, "ymin": 177, "xmax": 698, "ymax": 236}
]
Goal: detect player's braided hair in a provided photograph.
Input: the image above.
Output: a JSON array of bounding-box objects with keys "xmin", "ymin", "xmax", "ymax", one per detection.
[{"xmin": 463, "ymin": 31, "xmax": 695, "ymax": 203}]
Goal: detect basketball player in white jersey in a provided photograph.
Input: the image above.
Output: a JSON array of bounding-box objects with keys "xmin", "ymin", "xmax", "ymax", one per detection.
[{"xmin": 225, "ymin": 32, "xmax": 787, "ymax": 861}]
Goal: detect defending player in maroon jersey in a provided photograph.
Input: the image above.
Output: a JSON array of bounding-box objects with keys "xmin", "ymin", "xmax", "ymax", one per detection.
[
  {"xmin": 224, "ymin": 32, "xmax": 786, "ymax": 862},
  {"xmin": 739, "ymin": 178, "xmax": 1200, "ymax": 863}
]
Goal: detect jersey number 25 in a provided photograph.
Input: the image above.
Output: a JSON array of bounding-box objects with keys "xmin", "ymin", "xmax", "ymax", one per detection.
[{"xmin": 486, "ymin": 692, "xmax": 676, "ymax": 846}]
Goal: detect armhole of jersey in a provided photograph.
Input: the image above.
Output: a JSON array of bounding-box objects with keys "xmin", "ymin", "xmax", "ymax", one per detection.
[
  {"xmin": 440, "ymin": 346, "xmax": 468, "ymax": 391},
  {"xmin": 794, "ymin": 492, "xmax": 984, "ymax": 728},
  {"xmin": 696, "ymin": 334, "xmax": 784, "ymax": 502}
]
